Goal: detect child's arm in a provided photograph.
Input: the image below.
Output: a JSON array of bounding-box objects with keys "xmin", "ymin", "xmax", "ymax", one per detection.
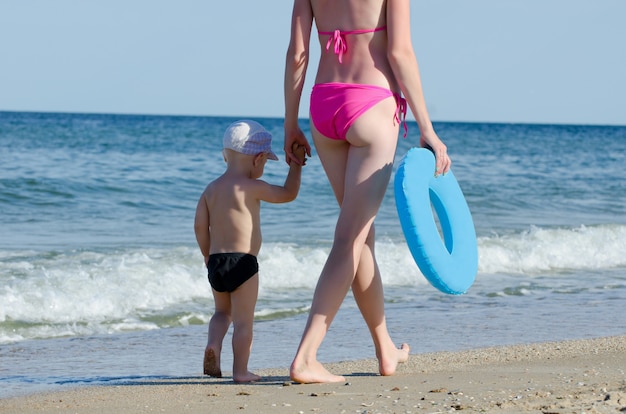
[
  {"xmin": 256, "ymin": 144, "xmax": 306, "ymax": 204},
  {"xmin": 193, "ymin": 193, "xmax": 211, "ymax": 265}
]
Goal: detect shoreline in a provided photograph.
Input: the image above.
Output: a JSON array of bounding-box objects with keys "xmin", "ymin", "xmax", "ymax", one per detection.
[{"xmin": 1, "ymin": 336, "xmax": 624, "ymax": 413}]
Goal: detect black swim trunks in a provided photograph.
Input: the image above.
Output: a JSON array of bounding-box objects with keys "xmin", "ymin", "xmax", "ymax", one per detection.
[{"xmin": 207, "ymin": 253, "xmax": 259, "ymax": 293}]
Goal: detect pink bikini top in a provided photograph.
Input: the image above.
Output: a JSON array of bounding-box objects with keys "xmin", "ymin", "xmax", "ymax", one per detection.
[{"xmin": 318, "ymin": 26, "xmax": 386, "ymax": 63}]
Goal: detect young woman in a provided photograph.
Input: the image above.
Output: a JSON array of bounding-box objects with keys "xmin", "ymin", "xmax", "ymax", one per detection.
[{"xmin": 283, "ymin": 0, "xmax": 451, "ymax": 383}]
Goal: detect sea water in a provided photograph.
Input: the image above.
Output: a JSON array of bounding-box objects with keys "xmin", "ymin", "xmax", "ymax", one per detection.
[{"xmin": 1, "ymin": 111, "xmax": 625, "ymax": 397}]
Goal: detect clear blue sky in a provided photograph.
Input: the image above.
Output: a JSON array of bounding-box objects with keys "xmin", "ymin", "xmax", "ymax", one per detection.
[{"xmin": 1, "ymin": 1, "xmax": 625, "ymax": 125}]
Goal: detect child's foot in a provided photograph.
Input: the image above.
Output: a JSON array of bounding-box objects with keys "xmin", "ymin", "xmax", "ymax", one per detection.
[
  {"xmin": 203, "ymin": 348, "xmax": 222, "ymax": 377},
  {"xmin": 378, "ymin": 343, "xmax": 410, "ymax": 376},
  {"xmin": 233, "ymin": 371, "xmax": 261, "ymax": 383},
  {"xmin": 290, "ymin": 359, "xmax": 346, "ymax": 384}
]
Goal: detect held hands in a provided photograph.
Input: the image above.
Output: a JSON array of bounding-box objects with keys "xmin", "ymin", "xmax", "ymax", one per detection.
[
  {"xmin": 290, "ymin": 142, "xmax": 307, "ymax": 166},
  {"xmin": 420, "ymin": 132, "xmax": 451, "ymax": 177},
  {"xmin": 284, "ymin": 126, "xmax": 311, "ymax": 166}
]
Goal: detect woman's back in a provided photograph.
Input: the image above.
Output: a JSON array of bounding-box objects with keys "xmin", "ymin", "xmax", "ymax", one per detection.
[
  {"xmin": 311, "ymin": 0, "xmax": 397, "ymax": 90},
  {"xmin": 311, "ymin": 0, "xmax": 384, "ymax": 31}
]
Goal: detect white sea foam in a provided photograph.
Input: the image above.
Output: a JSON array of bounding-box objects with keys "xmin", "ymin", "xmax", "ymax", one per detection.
[
  {"xmin": 478, "ymin": 224, "xmax": 626, "ymax": 274},
  {"xmin": 1, "ymin": 223, "xmax": 624, "ymax": 344}
]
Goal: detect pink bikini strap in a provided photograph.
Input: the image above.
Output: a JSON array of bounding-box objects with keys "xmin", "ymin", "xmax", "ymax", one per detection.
[
  {"xmin": 319, "ymin": 26, "xmax": 386, "ymax": 63},
  {"xmin": 394, "ymin": 94, "xmax": 408, "ymax": 138}
]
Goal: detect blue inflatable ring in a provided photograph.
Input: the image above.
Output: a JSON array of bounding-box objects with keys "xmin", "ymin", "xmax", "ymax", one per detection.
[{"xmin": 394, "ymin": 148, "xmax": 478, "ymax": 295}]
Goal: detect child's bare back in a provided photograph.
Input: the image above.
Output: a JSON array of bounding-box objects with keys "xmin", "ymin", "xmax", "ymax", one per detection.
[{"xmin": 201, "ymin": 172, "xmax": 264, "ymax": 256}]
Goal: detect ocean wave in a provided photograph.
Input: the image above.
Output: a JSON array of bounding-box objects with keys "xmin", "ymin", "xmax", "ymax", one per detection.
[
  {"xmin": 1, "ymin": 223, "xmax": 624, "ymax": 344},
  {"xmin": 477, "ymin": 224, "xmax": 626, "ymax": 274}
]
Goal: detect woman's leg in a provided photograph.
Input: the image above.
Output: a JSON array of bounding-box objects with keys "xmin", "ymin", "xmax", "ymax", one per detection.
[
  {"xmin": 352, "ymin": 226, "xmax": 410, "ymax": 376},
  {"xmin": 289, "ymin": 133, "xmax": 350, "ymax": 384},
  {"xmin": 348, "ymin": 101, "xmax": 410, "ymax": 375},
  {"xmin": 290, "ymin": 96, "xmax": 401, "ymax": 383}
]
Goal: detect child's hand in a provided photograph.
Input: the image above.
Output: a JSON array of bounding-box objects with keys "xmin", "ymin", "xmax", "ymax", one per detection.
[{"xmin": 291, "ymin": 142, "xmax": 307, "ymax": 166}]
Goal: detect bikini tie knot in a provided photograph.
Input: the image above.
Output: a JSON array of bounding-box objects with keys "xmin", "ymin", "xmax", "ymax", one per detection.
[
  {"xmin": 395, "ymin": 96, "xmax": 408, "ymax": 138},
  {"xmin": 326, "ymin": 29, "xmax": 347, "ymax": 63}
]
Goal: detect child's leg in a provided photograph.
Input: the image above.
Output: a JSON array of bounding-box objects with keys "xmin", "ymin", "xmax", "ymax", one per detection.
[
  {"xmin": 230, "ymin": 274, "xmax": 261, "ymax": 383},
  {"xmin": 204, "ymin": 289, "xmax": 232, "ymax": 377},
  {"xmin": 352, "ymin": 225, "xmax": 410, "ymax": 376}
]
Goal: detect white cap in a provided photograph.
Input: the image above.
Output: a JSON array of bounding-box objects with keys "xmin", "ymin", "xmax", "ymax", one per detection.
[{"xmin": 222, "ymin": 120, "xmax": 278, "ymax": 161}]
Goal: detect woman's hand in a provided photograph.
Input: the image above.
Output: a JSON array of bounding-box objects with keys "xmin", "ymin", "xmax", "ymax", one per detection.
[
  {"xmin": 291, "ymin": 142, "xmax": 307, "ymax": 166},
  {"xmin": 420, "ymin": 132, "xmax": 451, "ymax": 176},
  {"xmin": 284, "ymin": 126, "xmax": 311, "ymax": 166}
]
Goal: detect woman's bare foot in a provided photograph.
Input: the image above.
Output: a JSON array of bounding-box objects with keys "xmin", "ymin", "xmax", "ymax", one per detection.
[
  {"xmin": 233, "ymin": 371, "xmax": 261, "ymax": 383},
  {"xmin": 378, "ymin": 343, "xmax": 410, "ymax": 376},
  {"xmin": 290, "ymin": 359, "xmax": 346, "ymax": 384},
  {"xmin": 203, "ymin": 348, "xmax": 222, "ymax": 377}
]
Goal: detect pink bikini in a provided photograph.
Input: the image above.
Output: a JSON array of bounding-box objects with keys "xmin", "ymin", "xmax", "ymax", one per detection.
[{"xmin": 310, "ymin": 26, "xmax": 408, "ymax": 141}]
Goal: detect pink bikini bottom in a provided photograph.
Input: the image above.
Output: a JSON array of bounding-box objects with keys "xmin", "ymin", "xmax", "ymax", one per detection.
[{"xmin": 310, "ymin": 82, "xmax": 407, "ymax": 141}]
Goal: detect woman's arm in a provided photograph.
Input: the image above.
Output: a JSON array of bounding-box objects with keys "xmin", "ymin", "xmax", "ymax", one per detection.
[
  {"xmin": 386, "ymin": 0, "xmax": 451, "ymax": 175},
  {"xmin": 284, "ymin": 0, "xmax": 314, "ymax": 165}
]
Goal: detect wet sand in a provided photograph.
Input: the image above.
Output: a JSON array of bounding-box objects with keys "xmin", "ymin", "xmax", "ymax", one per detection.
[{"xmin": 1, "ymin": 336, "xmax": 624, "ymax": 413}]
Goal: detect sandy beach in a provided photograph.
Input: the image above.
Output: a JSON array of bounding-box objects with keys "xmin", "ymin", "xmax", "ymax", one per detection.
[{"xmin": 1, "ymin": 336, "xmax": 624, "ymax": 414}]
